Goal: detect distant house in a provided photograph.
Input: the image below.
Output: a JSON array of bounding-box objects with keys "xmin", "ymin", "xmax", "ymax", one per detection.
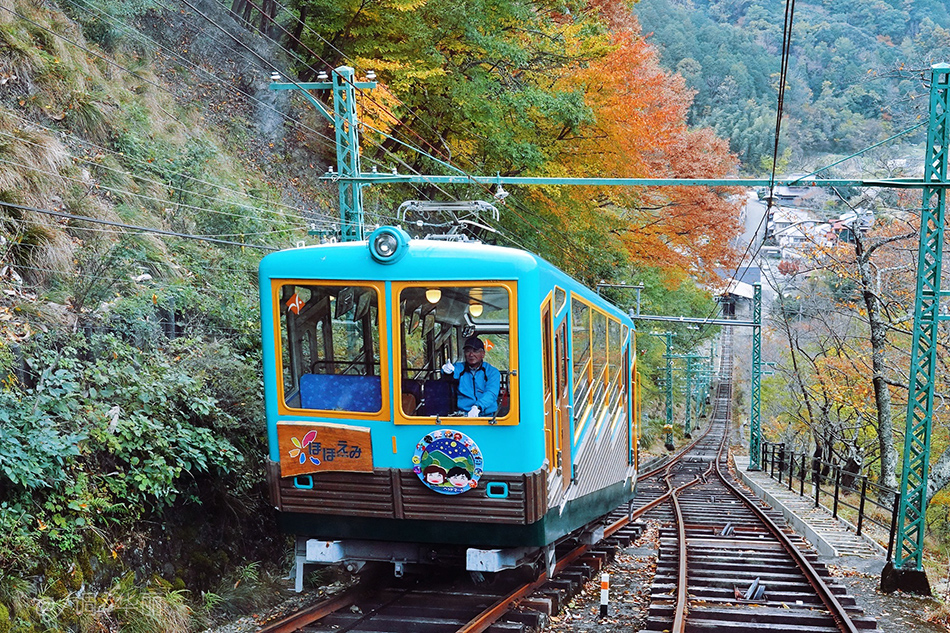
[
  {"xmin": 777, "ymin": 226, "xmax": 810, "ymax": 249},
  {"xmin": 830, "ymin": 208, "xmax": 874, "ymax": 243},
  {"xmin": 714, "ymin": 266, "xmax": 759, "ymax": 317},
  {"xmin": 772, "ymin": 181, "xmax": 820, "ymax": 206},
  {"xmin": 767, "ymin": 207, "xmax": 818, "ymax": 240}
]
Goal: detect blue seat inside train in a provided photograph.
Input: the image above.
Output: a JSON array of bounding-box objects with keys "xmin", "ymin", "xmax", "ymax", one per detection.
[
  {"xmin": 299, "ymin": 374, "xmax": 382, "ymax": 412},
  {"xmin": 422, "ymin": 379, "xmax": 456, "ymax": 416}
]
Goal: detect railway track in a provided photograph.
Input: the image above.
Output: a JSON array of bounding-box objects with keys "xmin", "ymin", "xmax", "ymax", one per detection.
[
  {"xmin": 643, "ymin": 328, "xmax": 876, "ymax": 633},
  {"xmin": 258, "ymin": 327, "xmax": 876, "ymax": 633}
]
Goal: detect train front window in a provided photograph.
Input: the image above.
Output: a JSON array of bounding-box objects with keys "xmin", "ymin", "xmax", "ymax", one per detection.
[
  {"xmin": 397, "ymin": 284, "xmax": 514, "ymax": 420},
  {"xmin": 277, "ymin": 282, "xmax": 383, "ymax": 414}
]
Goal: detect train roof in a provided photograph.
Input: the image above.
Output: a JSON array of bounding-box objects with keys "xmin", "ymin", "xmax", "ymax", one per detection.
[
  {"xmin": 259, "ymin": 234, "xmax": 632, "ymax": 325},
  {"xmin": 261, "ymin": 237, "xmax": 541, "ymax": 279}
]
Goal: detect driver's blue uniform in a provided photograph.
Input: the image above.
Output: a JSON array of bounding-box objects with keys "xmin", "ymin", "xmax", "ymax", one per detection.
[{"xmin": 447, "ymin": 362, "xmax": 500, "ymax": 415}]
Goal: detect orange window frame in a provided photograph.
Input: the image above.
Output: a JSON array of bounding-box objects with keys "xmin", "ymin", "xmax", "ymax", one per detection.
[
  {"xmin": 390, "ymin": 280, "xmax": 519, "ymax": 426},
  {"xmin": 270, "ymin": 279, "xmax": 391, "ymax": 421}
]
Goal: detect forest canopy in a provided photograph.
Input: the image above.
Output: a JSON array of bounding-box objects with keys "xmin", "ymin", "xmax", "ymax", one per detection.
[
  {"xmin": 633, "ymin": 0, "xmax": 950, "ymax": 168},
  {"xmin": 279, "ymin": 0, "xmax": 741, "ymax": 281}
]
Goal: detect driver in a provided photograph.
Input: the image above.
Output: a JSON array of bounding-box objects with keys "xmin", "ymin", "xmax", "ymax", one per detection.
[{"xmin": 441, "ymin": 336, "xmax": 500, "ymax": 417}]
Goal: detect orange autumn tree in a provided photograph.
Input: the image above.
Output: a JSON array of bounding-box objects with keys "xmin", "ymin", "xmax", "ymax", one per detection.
[{"xmin": 533, "ymin": 7, "xmax": 741, "ymax": 282}]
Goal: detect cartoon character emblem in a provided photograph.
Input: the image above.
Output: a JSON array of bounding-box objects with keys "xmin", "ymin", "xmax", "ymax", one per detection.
[{"xmin": 412, "ymin": 429, "xmax": 483, "ymax": 495}]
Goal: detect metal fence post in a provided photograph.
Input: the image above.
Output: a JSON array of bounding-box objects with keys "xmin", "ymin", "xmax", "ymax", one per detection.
[
  {"xmin": 832, "ymin": 466, "xmax": 841, "ymax": 519},
  {"xmin": 800, "ymin": 453, "xmax": 806, "ymax": 496},
  {"xmin": 886, "ymin": 492, "xmax": 901, "ymax": 563},
  {"xmin": 788, "ymin": 453, "xmax": 795, "ymax": 491},
  {"xmin": 857, "ymin": 476, "xmax": 868, "ymax": 537}
]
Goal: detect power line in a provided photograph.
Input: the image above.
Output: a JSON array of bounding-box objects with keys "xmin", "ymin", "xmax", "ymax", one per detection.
[
  {"xmin": 170, "ymin": 0, "xmax": 607, "ymax": 268},
  {"xmin": 768, "ymin": 0, "xmax": 797, "ymax": 207},
  {"xmin": 0, "ymin": 3, "xmax": 189, "ymax": 127},
  {"xmin": 0, "ymin": 126, "xmax": 321, "ymax": 230},
  {"xmin": 232, "ymin": 0, "xmax": 481, "ymax": 177},
  {"xmin": 161, "ymin": 0, "xmax": 468, "ymax": 205},
  {"xmin": 0, "ymin": 107, "xmax": 319, "ymax": 222},
  {"xmin": 56, "ymin": 0, "xmax": 444, "ymax": 222},
  {"xmin": 2, "ymin": 200, "xmax": 277, "ymax": 250},
  {"xmin": 0, "ymin": 153, "xmax": 320, "ymax": 235}
]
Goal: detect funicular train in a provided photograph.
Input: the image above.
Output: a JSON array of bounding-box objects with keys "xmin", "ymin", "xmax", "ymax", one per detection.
[{"xmin": 258, "ymin": 226, "xmax": 641, "ymax": 588}]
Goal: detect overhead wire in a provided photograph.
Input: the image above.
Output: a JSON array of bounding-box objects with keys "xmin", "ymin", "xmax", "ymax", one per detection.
[
  {"xmin": 0, "ymin": 126, "xmax": 316, "ymax": 230},
  {"xmin": 191, "ymin": 0, "xmax": 643, "ymax": 278},
  {"xmin": 54, "ymin": 0, "xmax": 444, "ymax": 231},
  {"xmin": 0, "ymin": 107, "xmax": 325, "ymax": 223},
  {"xmin": 0, "ymin": 0, "xmax": 337, "ymax": 239},
  {"xmin": 166, "ymin": 0, "xmax": 600, "ymax": 264},
  {"xmin": 0, "ymin": 153, "xmax": 322, "ymax": 236},
  {"xmin": 200, "ymin": 0, "xmax": 608, "ymax": 262},
  {"xmin": 0, "ymin": 3, "xmax": 194, "ymax": 129},
  {"xmin": 2, "ymin": 200, "xmax": 277, "ymax": 250},
  {"xmin": 12, "ymin": 0, "xmax": 701, "ymax": 284},
  {"xmin": 679, "ymin": 0, "xmax": 799, "ymax": 347},
  {"xmin": 57, "ymin": 0, "xmax": 343, "ymax": 161},
  {"xmin": 0, "ymin": 1, "xmax": 400, "ymax": 237},
  {"xmin": 161, "ymin": 0, "xmax": 469, "ymax": 207},
  {"xmin": 227, "ymin": 0, "xmax": 483, "ymax": 177},
  {"xmin": 768, "ymin": 0, "xmax": 797, "ymax": 208}
]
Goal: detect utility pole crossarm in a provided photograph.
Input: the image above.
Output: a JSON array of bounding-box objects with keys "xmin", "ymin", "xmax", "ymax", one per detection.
[
  {"xmin": 325, "ymin": 174, "xmax": 950, "ymax": 188},
  {"xmin": 269, "ymin": 67, "xmax": 378, "ymax": 242}
]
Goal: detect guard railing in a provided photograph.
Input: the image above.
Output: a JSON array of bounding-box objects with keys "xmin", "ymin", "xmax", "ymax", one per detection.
[{"xmin": 760, "ymin": 442, "xmax": 899, "ymax": 557}]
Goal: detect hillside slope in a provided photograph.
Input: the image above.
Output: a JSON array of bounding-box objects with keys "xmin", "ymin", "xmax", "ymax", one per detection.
[
  {"xmin": 0, "ymin": 0, "xmax": 735, "ymax": 629},
  {"xmin": 633, "ymin": 0, "xmax": 950, "ymax": 170}
]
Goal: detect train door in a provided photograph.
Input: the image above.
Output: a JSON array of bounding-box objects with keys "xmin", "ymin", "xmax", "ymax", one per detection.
[
  {"xmin": 542, "ymin": 301, "xmax": 557, "ymax": 473},
  {"xmin": 543, "ymin": 299, "xmax": 572, "ymax": 498},
  {"xmin": 555, "ymin": 319, "xmax": 571, "ymax": 489}
]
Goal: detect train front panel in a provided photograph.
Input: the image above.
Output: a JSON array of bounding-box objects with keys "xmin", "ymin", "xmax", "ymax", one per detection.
[{"xmin": 259, "ymin": 236, "xmax": 554, "ymax": 549}]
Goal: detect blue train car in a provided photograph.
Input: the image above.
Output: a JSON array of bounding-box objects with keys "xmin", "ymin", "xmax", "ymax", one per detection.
[{"xmin": 259, "ymin": 227, "xmax": 640, "ymax": 585}]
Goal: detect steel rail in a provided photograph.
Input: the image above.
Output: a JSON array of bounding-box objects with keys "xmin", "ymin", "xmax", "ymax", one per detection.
[
  {"xmin": 256, "ymin": 586, "xmax": 361, "ymax": 633},
  {"xmin": 258, "ymin": 418, "xmax": 718, "ymax": 633},
  {"xmin": 259, "ymin": 410, "xmax": 723, "ymax": 633},
  {"xmin": 603, "ymin": 417, "xmax": 718, "ymax": 537},
  {"xmin": 667, "ymin": 418, "xmax": 722, "ymax": 632},
  {"xmin": 713, "ymin": 447, "xmax": 861, "ymax": 633},
  {"xmin": 670, "ymin": 490, "xmax": 689, "ymax": 632},
  {"xmin": 461, "ymin": 418, "xmax": 720, "ymax": 633}
]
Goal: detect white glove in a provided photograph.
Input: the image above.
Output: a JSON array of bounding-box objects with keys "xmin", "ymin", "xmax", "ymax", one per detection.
[
  {"xmin": 468, "ymin": 406, "xmax": 480, "ymax": 418},
  {"xmin": 442, "ymin": 362, "xmax": 455, "ymax": 374}
]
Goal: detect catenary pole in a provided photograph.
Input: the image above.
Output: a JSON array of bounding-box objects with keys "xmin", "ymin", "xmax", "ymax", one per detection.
[{"xmin": 885, "ymin": 63, "xmax": 950, "ymax": 595}]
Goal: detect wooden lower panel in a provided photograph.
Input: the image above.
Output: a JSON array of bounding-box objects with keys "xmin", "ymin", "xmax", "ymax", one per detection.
[{"xmin": 276, "ymin": 468, "xmax": 545, "ymax": 525}]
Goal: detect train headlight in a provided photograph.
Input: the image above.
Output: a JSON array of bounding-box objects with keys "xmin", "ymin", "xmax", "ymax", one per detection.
[{"xmin": 368, "ymin": 226, "xmax": 410, "ymax": 264}]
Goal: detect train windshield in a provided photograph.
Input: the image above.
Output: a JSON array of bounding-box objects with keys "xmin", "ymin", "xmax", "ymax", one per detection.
[
  {"xmin": 396, "ymin": 283, "xmax": 514, "ymax": 420},
  {"xmin": 277, "ymin": 282, "xmax": 384, "ymax": 414}
]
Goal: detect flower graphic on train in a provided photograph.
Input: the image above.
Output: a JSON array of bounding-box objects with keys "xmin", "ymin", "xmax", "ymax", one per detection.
[
  {"xmin": 288, "ymin": 429, "xmax": 321, "ymax": 466},
  {"xmin": 412, "ymin": 429, "xmax": 483, "ymax": 495}
]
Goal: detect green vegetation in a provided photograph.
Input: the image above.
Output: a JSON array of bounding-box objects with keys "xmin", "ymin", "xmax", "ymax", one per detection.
[
  {"xmin": 634, "ymin": 0, "xmax": 950, "ymax": 168},
  {"xmin": 0, "ymin": 0, "xmax": 295, "ymax": 627},
  {"xmin": 0, "ymin": 0, "xmax": 734, "ymax": 626}
]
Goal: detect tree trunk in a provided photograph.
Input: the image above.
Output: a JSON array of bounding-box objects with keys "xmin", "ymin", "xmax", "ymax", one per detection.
[
  {"xmin": 854, "ymin": 233, "xmax": 898, "ymax": 490},
  {"xmin": 289, "ymin": 5, "xmax": 308, "ymax": 53}
]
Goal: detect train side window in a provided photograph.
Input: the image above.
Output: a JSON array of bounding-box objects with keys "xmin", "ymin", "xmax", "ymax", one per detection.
[
  {"xmin": 397, "ymin": 284, "xmax": 513, "ymax": 420},
  {"xmin": 592, "ymin": 311, "xmax": 607, "ymax": 386},
  {"xmin": 554, "ymin": 287, "xmax": 567, "ymax": 315},
  {"xmin": 278, "ymin": 283, "xmax": 383, "ymax": 414},
  {"xmin": 571, "ymin": 301, "xmax": 590, "ymax": 389},
  {"xmin": 608, "ymin": 319, "xmax": 622, "ymax": 386}
]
